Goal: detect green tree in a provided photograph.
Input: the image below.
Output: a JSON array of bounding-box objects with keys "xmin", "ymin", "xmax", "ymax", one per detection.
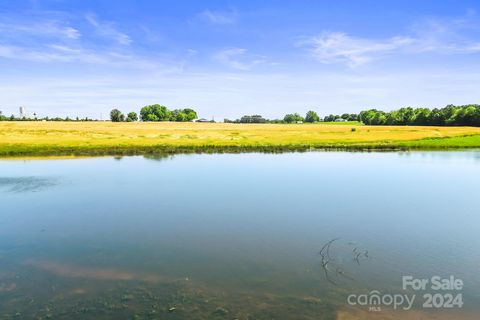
[
  {"xmin": 126, "ymin": 112, "xmax": 138, "ymax": 122},
  {"xmin": 305, "ymin": 111, "xmax": 320, "ymax": 123},
  {"xmin": 359, "ymin": 104, "xmax": 480, "ymax": 127},
  {"xmin": 283, "ymin": 113, "xmax": 304, "ymax": 123},
  {"xmin": 412, "ymin": 108, "xmax": 431, "ymax": 125},
  {"xmin": 146, "ymin": 113, "xmax": 159, "ymax": 121},
  {"xmin": 140, "ymin": 104, "xmax": 170, "ymax": 121},
  {"xmin": 182, "ymin": 108, "xmax": 198, "ymax": 121},
  {"xmin": 140, "ymin": 104, "xmax": 198, "ymax": 122},
  {"xmin": 171, "ymin": 110, "xmax": 187, "ymax": 122},
  {"xmin": 110, "ymin": 109, "xmax": 125, "ymax": 122}
]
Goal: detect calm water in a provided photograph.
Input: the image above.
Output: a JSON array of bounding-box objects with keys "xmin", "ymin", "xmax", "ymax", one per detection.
[{"xmin": 1, "ymin": 152, "xmax": 479, "ymax": 319}]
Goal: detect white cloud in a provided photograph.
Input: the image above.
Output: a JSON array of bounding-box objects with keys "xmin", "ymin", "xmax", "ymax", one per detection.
[
  {"xmin": 197, "ymin": 9, "xmax": 237, "ymax": 25},
  {"xmin": 0, "ymin": 20, "xmax": 81, "ymax": 39},
  {"xmin": 86, "ymin": 14, "xmax": 131, "ymax": 45},
  {"xmin": 299, "ymin": 32, "xmax": 414, "ymax": 67},
  {"xmin": 0, "ymin": 43, "xmax": 180, "ymax": 71},
  {"xmin": 300, "ymin": 15, "xmax": 480, "ymax": 67},
  {"xmin": 0, "ymin": 43, "xmax": 113, "ymax": 64},
  {"xmin": 214, "ymin": 48, "xmax": 267, "ymax": 70}
]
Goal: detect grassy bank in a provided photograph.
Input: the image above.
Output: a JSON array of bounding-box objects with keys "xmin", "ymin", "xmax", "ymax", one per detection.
[{"xmin": 1, "ymin": 121, "xmax": 480, "ymax": 157}]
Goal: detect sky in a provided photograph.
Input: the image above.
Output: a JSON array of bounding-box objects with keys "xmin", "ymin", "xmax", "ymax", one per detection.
[{"xmin": 1, "ymin": 0, "xmax": 480, "ymax": 119}]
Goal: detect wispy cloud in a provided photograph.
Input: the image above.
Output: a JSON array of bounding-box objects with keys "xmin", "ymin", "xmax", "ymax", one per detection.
[
  {"xmin": 0, "ymin": 43, "xmax": 114, "ymax": 64},
  {"xmin": 214, "ymin": 48, "xmax": 267, "ymax": 70},
  {"xmin": 86, "ymin": 14, "xmax": 131, "ymax": 45},
  {"xmin": 298, "ymin": 32, "xmax": 413, "ymax": 68},
  {"xmin": 0, "ymin": 12, "xmax": 181, "ymax": 71},
  {"xmin": 196, "ymin": 9, "xmax": 237, "ymax": 25},
  {"xmin": 0, "ymin": 20, "xmax": 81, "ymax": 40},
  {"xmin": 0, "ymin": 42, "xmax": 181, "ymax": 72},
  {"xmin": 299, "ymin": 14, "xmax": 480, "ymax": 67}
]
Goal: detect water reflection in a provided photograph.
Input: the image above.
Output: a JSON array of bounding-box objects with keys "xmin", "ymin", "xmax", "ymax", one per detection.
[{"xmin": 0, "ymin": 176, "xmax": 58, "ymax": 193}]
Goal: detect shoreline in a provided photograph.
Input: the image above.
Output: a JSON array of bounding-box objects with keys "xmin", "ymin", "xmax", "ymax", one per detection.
[{"xmin": 1, "ymin": 139, "xmax": 480, "ymax": 158}]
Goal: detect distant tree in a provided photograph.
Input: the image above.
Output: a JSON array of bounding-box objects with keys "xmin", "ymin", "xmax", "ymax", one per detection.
[
  {"xmin": 323, "ymin": 114, "xmax": 340, "ymax": 122},
  {"xmin": 140, "ymin": 104, "xmax": 170, "ymax": 121},
  {"xmin": 412, "ymin": 108, "xmax": 431, "ymax": 125},
  {"xmin": 359, "ymin": 109, "xmax": 381, "ymax": 125},
  {"xmin": 239, "ymin": 115, "xmax": 267, "ymax": 123},
  {"xmin": 182, "ymin": 108, "xmax": 198, "ymax": 121},
  {"xmin": 146, "ymin": 113, "xmax": 159, "ymax": 121},
  {"xmin": 359, "ymin": 104, "xmax": 480, "ymax": 126},
  {"xmin": 126, "ymin": 112, "xmax": 138, "ymax": 122},
  {"xmin": 171, "ymin": 109, "xmax": 187, "ymax": 121},
  {"xmin": 305, "ymin": 111, "xmax": 320, "ymax": 123},
  {"xmin": 139, "ymin": 105, "xmax": 196, "ymax": 122},
  {"xmin": 110, "ymin": 109, "xmax": 125, "ymax": 122},
  {"xmin": 283, "ymin": 113, "xmax": 304, "ymax": 123},
  {"xmin": 348, "ymin": 114, "xmax": 359, "ymax": 121}
]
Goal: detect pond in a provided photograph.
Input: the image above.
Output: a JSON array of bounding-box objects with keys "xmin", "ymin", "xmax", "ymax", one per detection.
[{"xmin": 1, "ymin": 151, "xmax": 479, "ymax": 319}]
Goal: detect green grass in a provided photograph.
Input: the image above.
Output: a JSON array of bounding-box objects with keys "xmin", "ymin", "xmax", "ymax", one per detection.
[{"xmin": 400, "ymin": 134, "xmax": 480, "ymax": 148}]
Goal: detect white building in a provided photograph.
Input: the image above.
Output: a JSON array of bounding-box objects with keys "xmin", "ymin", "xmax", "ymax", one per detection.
[{"xmin": 19, "ymin": 106, "xmax": 27, "ymax": 118}]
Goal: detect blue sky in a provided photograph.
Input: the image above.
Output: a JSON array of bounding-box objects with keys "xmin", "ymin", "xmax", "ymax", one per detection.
[{"xmin": 1, "ymin": 0, "xmax": 480, "ymax": 119}]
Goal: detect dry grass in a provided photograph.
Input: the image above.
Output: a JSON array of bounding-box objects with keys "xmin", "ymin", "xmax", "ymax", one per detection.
[{"xmin": 1, "ymin": 121, "xmax": 480, "ymax": 156}]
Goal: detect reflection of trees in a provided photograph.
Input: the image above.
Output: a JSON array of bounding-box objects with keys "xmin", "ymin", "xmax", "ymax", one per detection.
[{"xmin": 143, "ymin": 154, "xmax": 175, "ymax": 162}]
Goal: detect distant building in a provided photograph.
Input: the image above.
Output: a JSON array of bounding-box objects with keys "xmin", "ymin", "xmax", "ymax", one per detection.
[
  {"xmin": 19, "ymin": 106, "xmax": 27, "ymax": 118},
  {"xmin": 335, "ymin": 118, "xmax": 347, "ymax": 122},
  {"xmin": 193, "ymin": 118, "xmax": 210, "ymax": 123}
]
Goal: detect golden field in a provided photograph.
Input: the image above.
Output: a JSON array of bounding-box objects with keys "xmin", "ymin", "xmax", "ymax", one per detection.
[{"xmin": 1, "ymin": 121, "xmax": 480, "ymax": 156}]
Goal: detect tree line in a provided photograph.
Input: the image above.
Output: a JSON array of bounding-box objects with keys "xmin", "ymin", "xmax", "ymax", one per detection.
[
  {"xmin": 0, "ymin": 111, "xmax": 98, "ymax": 122},
  {"xmin": 359, "ymin": 104, "xmax": 480, "ymax": 126},
  {"xmin": 110, "ymin": 104, "xmax": 198, "ymax": 122},
  {"xmin": 2, "ymin": 104, "xmax": 480, "ymax": 126},
  {"xmin": 225, "ymin": 111, "xmax": 358, "ymax": 124},
  {"xmin": 0, "ymin": 104, "xmax": 198, "ymax": 123},
  {"xmin": 224, "ymin": 104, "xmax": 480, "ymax": 126}
]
